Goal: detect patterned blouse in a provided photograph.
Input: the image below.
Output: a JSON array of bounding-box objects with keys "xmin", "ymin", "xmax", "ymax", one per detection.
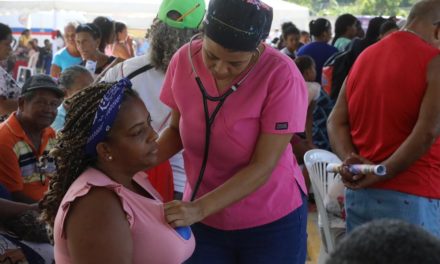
[{"xmin": 0, "ymin": 66, "xmax": 21, "ymax": 122}]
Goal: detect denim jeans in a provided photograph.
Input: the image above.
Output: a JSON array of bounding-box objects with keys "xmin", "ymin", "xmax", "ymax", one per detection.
[
  {"xmin": 185, "ymin": 191, "xmax": 308, "ymax": 264},
  {"xmin": 346, "ymin": 188, "xmax": 440, "ymax": 238}
]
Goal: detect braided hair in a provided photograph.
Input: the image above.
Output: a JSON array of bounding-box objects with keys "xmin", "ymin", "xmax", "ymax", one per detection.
[{"xmin": 40, "ymin": 82, "xmax": 136, "ymax": 227}]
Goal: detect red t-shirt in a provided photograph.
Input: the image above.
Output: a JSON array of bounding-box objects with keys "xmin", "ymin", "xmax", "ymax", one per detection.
[{"xmin": 346, "ymin": 31, "xmax": 440, "ymax": 198}]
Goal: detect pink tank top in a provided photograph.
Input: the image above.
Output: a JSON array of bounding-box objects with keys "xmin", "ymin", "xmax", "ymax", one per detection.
[{"xmin": 53, "ymin": 168, "xmax": 195, "ymax": 263}]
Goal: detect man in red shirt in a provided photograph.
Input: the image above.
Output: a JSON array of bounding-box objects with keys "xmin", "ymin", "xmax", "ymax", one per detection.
[{"xmin": 328, "ymin": 0, "xmax": 440, "ymax": 238}]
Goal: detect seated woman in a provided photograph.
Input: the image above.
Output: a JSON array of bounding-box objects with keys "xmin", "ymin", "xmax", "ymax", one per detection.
[
  {"xmin": 40, "ymin": 79, "xmax": 195, "ymax": 264},
  {"xmin": 0, "ymin": 198, "xmax": 54, "ymax": 263},
  {"xmin": 75, "ymin": 23, "xmax": 116, "ymax": 78},
  {"xmin": 0, "ymin": 23, "xmax": 21, "ymax": 122}
]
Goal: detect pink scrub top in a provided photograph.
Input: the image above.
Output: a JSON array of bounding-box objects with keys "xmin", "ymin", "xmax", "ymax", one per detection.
[
  {"xmin": 160, "ymin": 40, "xmax": 308, "ymax": 230},
  {"xmin": 54, "ymin": 168, "xmax": 195, "ymax": 264}
]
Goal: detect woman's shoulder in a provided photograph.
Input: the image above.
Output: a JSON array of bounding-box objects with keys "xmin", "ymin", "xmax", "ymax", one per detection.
[
  {"xmin": 61, "ymin": 168, "xmax": 121, "ymax": 204},
  {"xmin": 54, "ymin": 47, "xmax": 71, "ymax": 59},
  {"xmin": 60, "ymin": 184, "xmax": 131, "ymax": 257},
  {"xmin": 260, "ymin": 45, "xmax": 301, "ymax": 77}
]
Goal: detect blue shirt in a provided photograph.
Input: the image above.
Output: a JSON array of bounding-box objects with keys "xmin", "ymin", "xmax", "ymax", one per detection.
[
  {"xmin": 52, "ymin": 48, "xmax": 82, "ymax": 72},
  {"xmin": 297, "ymin": 42, "xmax": 338, "ymax": 83},
  {"xmin": 51, "ymin": 103, "xmax": 67, "ymax": 132}
]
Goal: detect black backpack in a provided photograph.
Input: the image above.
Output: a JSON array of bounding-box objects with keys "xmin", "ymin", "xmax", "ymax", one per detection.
[
  {"xmin": 126, "ymin": 64, "xmax": 154, "ymax": 80},
  {"xmin": 321, "ymin": 39, "xmax": 362, "ymax": 100}
]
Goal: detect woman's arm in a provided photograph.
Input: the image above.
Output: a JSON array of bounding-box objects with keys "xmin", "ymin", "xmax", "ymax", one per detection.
[
  {"xmin": 164, "ymin": 132, "xmax": 293, "ymax": 227},
  {"xmin": 0, "ymin": 199, "xmax": 37, "ymax": 220},
  {"xmin": 154, "ymin": 110, "xmax": 183, "ymax": 166},
  {"xmin": 50, "ymin": 64, "xmax": 62, "ymax": 78},
  {"xmin": 65, "ymin": 187, "xmax": 132, "ymax": 264},
  {"xmin": 112, "ymin": 43, "xmax": 132, "ymax": 60},
  {"xmin": 127, "ymin": 36, "xmax": 135, "ymax": 58}
]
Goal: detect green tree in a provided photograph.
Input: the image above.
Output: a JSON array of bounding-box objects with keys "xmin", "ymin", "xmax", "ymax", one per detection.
[
  {"xmin": 286, "ymin": 0, "xmax": 411, "ymax": 16},
  {"xmin": 357, "ymin": 0, "xmax": 402, "ymax": 15}
]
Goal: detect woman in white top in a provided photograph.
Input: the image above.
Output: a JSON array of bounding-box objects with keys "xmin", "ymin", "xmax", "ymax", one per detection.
[{"xmin": 0, "ymin": 23, "xmax": 21, "ymax": 121}]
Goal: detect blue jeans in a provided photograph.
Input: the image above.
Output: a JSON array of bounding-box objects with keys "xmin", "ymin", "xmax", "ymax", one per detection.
[
  {"xmin": 185, "ymin": 192, "xmax": 308, "ymax": 264},
  {"xmin": 346, "ymin": 188, "xmax": 440, "ymax": 238},
  {"xmin": 0, "ymin": 183, "xmax": 11, "ymax": 200}
]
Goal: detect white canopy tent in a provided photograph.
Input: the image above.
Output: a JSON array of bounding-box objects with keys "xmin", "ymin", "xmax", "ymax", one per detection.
[{"xmin": 0, "ymin": 0, "xmax": 309, "ymax": 31}]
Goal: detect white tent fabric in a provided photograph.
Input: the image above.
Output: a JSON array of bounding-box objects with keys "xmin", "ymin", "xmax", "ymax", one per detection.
[{"xmin": 0, "ymin": 0, "xmax": 309, "ymax": 31}]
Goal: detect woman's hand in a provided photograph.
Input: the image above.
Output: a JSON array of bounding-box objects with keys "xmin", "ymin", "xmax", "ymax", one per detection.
[{"xmin": 164, "ymin": 200, "xmax": 205, "ymax": 227}]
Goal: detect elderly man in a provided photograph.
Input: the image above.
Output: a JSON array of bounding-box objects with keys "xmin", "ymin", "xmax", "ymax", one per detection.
[
  {"xmin": 50, "ymin": 22, "xmax": 82, "ymax": 78},
  {"xmin": 328, "ymin": 0, "xmax": 440, "ymax": 238},
  {"xmin": 0, "ymin": 75, "xmax": 63, "ymax": 203}
]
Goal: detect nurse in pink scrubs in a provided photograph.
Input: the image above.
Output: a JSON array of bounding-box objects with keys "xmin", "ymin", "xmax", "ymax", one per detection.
[{"xmin": 158, "ymin": 0, "xmax": 309, "ymax": 263}]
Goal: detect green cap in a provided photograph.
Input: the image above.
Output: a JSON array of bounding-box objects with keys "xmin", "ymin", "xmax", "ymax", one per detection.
[{"xmin": 157, "ymin": 0, "xmax": 206, "ymax": 29}]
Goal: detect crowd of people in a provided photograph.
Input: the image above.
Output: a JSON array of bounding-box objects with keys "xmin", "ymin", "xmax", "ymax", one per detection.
[{"xmin": 0, "ymin": 0, "xmax": 439, "ymax": 263}]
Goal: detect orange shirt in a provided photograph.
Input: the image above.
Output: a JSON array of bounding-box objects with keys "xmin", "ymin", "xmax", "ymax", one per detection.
[{"xmin": 0, "ymin": 113, "xmax": 57, "ymax": 200}]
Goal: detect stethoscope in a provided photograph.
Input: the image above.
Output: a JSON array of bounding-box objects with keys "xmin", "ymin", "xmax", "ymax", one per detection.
[{"xmin": 188, "ymin": 33, "xmax": 260, "ymax": 201}]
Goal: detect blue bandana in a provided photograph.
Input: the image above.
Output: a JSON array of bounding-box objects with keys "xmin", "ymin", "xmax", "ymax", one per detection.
[{"xmin": 85, "ymin": 78, "xmax": 132, "ymax": 157}]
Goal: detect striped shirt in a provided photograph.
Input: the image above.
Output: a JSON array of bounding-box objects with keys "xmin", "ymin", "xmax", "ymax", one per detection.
[{"xmin": 0, "ymin": 113, "xmax": 56, "ymax": 200}]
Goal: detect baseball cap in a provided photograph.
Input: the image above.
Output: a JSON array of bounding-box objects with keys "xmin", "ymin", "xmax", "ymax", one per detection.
[
  {"xmin": 21, "ymin": 74, "xmax": 64, "ymax": 97},
  {"xmin": 157, "ymin": 0, "xmax": 206, "ymax": 29},
  {"xmin": 203, "ymin": 0, "xmax": 273, "ymax": 51}
]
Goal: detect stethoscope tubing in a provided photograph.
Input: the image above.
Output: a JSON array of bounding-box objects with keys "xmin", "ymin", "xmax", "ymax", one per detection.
[{"xmin": 188, "ymin": 34, "xmax": 259, "ymax": 201}]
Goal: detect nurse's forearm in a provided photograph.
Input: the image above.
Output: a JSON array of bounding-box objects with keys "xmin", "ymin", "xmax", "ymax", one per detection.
[
  {"xmin": 194, "ymin": 163, "xmax": 272, "ymax": 219},
  {"xmin": 194, "ymin": 133, "xmax": 292, "ymax": 219},
  {"xmin": 155, "ymin": 126, "xmax": 183, "ymax": 166}
]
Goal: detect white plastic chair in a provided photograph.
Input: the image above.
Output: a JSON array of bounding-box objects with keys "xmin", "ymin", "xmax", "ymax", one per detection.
[
  {"xmin": 16, "ymin": 66, "xmax": 34, "ymax": 86},
  {"xmin": 304, "ymin": 149, "xmax": 342, "ymax": 253},
  {"xmin": 27, "ymin": 51, "xmax": 40, "ymax": 71}
]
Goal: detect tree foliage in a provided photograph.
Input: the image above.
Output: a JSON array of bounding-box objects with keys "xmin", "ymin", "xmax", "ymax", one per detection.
[{"xmin": 286, "ymin": 0, "xmax": 413, "ymax": 16}]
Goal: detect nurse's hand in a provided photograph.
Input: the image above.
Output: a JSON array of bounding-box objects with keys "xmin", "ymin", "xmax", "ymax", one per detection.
[{"xmin": 164, "ymin": 200, "xmax": 204, "ymax": 227}]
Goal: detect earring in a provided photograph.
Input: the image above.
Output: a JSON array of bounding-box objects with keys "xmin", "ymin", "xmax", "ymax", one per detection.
[
  {"xmin": 255, "ymin": 46, "xmax": 261, "ymax": 57},
  {"xmin": 107, "ymin": 156, "xmax": 113, "ymax": 161}
]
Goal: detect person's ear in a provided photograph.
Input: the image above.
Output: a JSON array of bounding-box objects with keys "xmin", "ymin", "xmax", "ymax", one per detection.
[
  {"xmin": 304, "ymin": 68, "xmax": 314, "ymax": 81},
  {"xmin": 18, "ymin": 96, "xmax": 25, "ymax": 112},
  {"xmin": 96, "ymin": 142, "xmax": 113, "ymax": 162},
  {"xmin": 434, "ymin": 25, "xmax": 440, "ymax": 41},
  {"xmin": 95, "ymin": 38, "xmax": 101, "ymax": 49}
]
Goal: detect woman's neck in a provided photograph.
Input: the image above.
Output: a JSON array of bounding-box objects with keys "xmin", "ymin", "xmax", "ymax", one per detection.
[
  {"xmin": 314, "ymin": 36, "xmax": 329, "ymax": 43},
  {"xmin": 15, "ymin": 113, "xmax": 43, "ymax": 148},
  {"xmin": 94, "ymin": 162, "xmax": 134, "ymax": 189},
  {"xmin": 66, "ymin": 45, "xmax": 80, "ymax": 57},
  {"xmin": 215, "ymin": 43, "xmax": 265, "ymax": 93},
  {"xmin": 85, "ymin": 51, "xmax": 107, "ymax": 65}
]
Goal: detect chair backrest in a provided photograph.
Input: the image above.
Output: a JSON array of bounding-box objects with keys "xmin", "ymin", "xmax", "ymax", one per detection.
[
  {"xmin": 16, "ymin": 66, "xmax": 34, "ymax": 86},
  {"xmin": 27, "ymin": 51, "xmax": 40, "ymax": 69},
  {"xmin": 304, "ymin": 149, "xmax": 342, "ymax": 253}
]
